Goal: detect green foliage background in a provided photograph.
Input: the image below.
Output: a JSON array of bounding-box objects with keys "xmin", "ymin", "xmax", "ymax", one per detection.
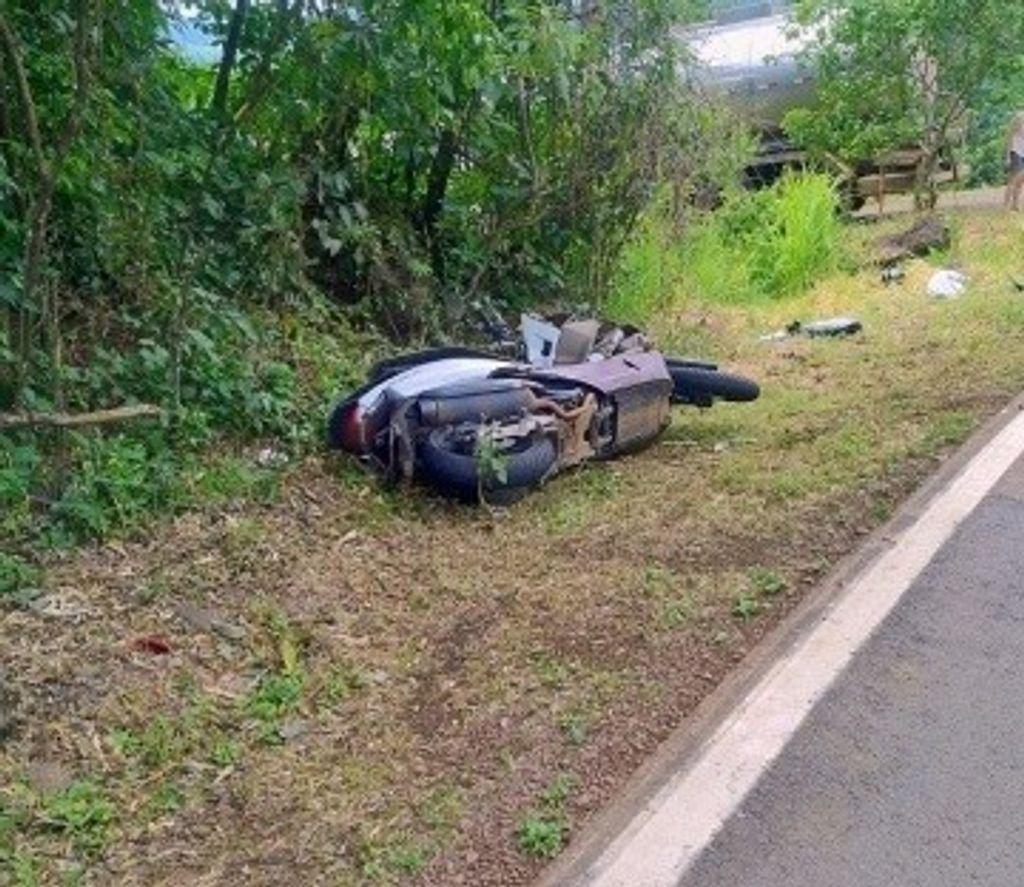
[
  {"xmin": 784, "ymin": 0, "xmax": 1024, "ymax": 205},
  {"xmin": 0, "ymin": 0, "xmax": 751, "ymax": 565}
]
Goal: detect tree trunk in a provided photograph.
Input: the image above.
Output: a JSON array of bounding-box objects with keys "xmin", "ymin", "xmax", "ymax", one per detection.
[
  {"xmin": 19, "ymin": 188, "xmax": 55, "ymax": 404},
  {"xmin": 0, "ymin": 5, "xmax": 92, "ymax": 408},
  {"xmin": 0, "ymin": 56, "xmax": 18, "ymax": 400},
  {"xmin": 211, "ymin": 0, "xmax": 250, "ymax": 120},
  {"xmin": 419, "ymin": 128, "xmax": 457, "ymax": 281},
  {"xmin": 913, "ymin": 146, "xmax": 940, "ymax": 211}
]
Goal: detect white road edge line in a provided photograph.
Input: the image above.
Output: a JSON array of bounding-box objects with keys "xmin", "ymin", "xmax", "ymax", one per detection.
[{"xmin": 586, "ymin": 407, "xmax": 1024, "ymax": 887}]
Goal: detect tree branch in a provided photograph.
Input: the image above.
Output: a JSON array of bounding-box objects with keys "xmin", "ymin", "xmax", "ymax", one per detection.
[
  {"xmin": 0, "ymin": 12, "xmax": 45, "ymax": 180},
  {"xmin": 0, "ymin": 404, "xmax": 164, "ymax": 431},
  {"xmin": 232, "ymin": 0, "xmax": 304, "ymax": 128}
]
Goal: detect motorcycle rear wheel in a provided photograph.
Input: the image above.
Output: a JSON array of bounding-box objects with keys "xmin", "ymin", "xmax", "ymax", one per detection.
[{"xmin": 419, "ymin": 427, "xmax": 557, "ymax": 504}]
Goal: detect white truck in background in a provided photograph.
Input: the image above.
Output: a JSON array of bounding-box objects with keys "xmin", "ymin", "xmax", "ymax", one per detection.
[{"xmin": 687, "ymin": 0, "xmax": 956, "ymax": 206}]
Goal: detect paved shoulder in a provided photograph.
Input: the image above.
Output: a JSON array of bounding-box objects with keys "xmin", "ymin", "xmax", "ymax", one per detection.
[{"xmin": 680, "ymin": 467, "xmax": 1024, "ymax": 887}]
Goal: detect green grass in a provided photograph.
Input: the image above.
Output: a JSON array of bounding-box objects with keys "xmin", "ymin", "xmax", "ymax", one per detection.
[
  {"xmin": 608, "ymin": 172, "xmax": 844, "ymax": 316},
  {"xmin": 0, "ymin": 553, "xmax": 41, "ymax": 606},
  {"xmin": 660, "ymin": 594, "xmax": 699, "ymax": 629},
  {"xmin": 731, "ymin": 590, "xmax": 764, "ymax": 623},
  {"xmin": 418, "ymin": 784, "xmax": 465, "ymax": 836},
  {"xmin": 765, "ymin": 172, "xmax": 843, "ymax": 296},
  {"xmin": 110, "ymin": 716, "xmax": 188, "ymax": 770},
  {"xmin": 558, "ymin": 710, "xmax": 592, "ymax": 746},
  {"xmin": 639, "ymin": 564, "xmax": 702, "ymax": 630},
  {"xmin": 209, "ymin": 739, "xmax": 241, "ymax": 768},
  {"xmin": 192, "ymin": 455, "xmax": 282, "ymax": 504},
  {"xmin": 540, "ymin": 465, "xmax": 624, "ymax": 535},
  {"xmin": 318, "ymin": 662, "xmax": 369, "ymax": 709},
  {"xmin": 141, "ymin": 781, "xmax": 185, "ymax": 822},
  {"xmin": 246, "ymin": 673, "xmax": 305, "ymax": 743},
  {"xmin": 748, "ymin": 568, "xmax": 788, "ymax": 597},
  {"xmin": 530, "ymin": 653, "xmax": 573, "ymax": 690},
  {"xmin": 516, "ymin": 814, "xmax": 566, "ymax": 859},
  {"xmin": 604, "ymin": 204, "xmax": 688, "ymax": 322}
]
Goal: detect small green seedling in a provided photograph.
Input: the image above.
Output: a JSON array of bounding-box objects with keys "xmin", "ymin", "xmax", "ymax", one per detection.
[
  {"xmin": 748, "ymin": 568, "xmax": 787, "ymax": 597},
  {"xmin": 516, "ymin": 771, "xmax": 576, "ymax": 858},
  {"xmin": 732, "ymin": 591, "xmax": 763, "ymax": 623},
  {"xmin": 540, "ymin": 773, "xmax": 578, "ymax": 807},
  {"xmin": 558, "ymin": 711, "xmax": 589, "ymax": 746},
  {"xmin": 475, "ymin": 426, "xmax": 510, "ymax": 500},
  {"xmin": 43, "ymin": 781, "xmax": 115, "ymax": 856},
  {"xmin": 210, "ymin": 739, "xmax": 240, "ymax": 767},
  {"xmin": 516, "ymin": 813, "xmax": 566, "ymax": 858}
]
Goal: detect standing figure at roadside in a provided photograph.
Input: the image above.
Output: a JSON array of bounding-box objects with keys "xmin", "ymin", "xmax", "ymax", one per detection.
[{"xmin": 1005, "ymin": 112, "xmax": 1024, "ymax": 211}]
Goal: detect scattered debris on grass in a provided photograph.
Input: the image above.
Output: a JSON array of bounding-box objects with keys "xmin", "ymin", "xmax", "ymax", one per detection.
[
  {"xmin": 761, "ymin": 316, "xmax": 863, "ymax": 341},
  {"xmin": 881, "ymin": 264, "xmax": 906, "ymax": 285},
  {"xmin": 927, "ymin": 269, "xmax": 968, "ymax": 299},
  {"xmin": 877, "ymin": 214, "xmax": 951, "ymax": 264}
]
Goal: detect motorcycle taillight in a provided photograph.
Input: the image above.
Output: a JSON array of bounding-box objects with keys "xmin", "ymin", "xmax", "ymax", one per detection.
[{"xmin": 336, "ymin": 403, "xmax": 368, "ymax": 454}]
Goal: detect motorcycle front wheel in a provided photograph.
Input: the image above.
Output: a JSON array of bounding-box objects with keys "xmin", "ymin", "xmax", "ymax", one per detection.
[{"xmin": 667, "ymin": 366, "xmax": 760, "ymax": 407}]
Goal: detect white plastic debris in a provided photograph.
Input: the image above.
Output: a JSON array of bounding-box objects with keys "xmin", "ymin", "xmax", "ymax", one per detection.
[
  {"xmin": 521, "ymin": 314, "xmax": 561, "ymax": 367},
  {"xmin": 801, "ymin": 317, "xmax": 863, "ymax": 338},
  {"xmin": 256, "ymin": 446, "xmax": 288, "ymax": 467},
  {"xmin": 927, "ymin": 269, "xmax": 967, "ymax": 299},
  {"xmin": 881, "ymin": 264, "xmax": 906, "ymax": 284}
]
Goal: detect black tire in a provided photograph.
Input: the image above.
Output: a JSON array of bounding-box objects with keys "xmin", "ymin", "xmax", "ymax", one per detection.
[
  {"xmin": 665, "ymin": 356, "xmax": 718, "ymax": 372},
  {"xmin": 669, "ymin": 366, "xmax": 760, "ymax": 407},
  {"xmin": 419, "ymin": 427, "xmax": 557, "ymax": 503}
]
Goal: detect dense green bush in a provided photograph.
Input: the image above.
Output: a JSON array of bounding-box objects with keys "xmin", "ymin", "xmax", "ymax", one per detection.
[
  {"xmin": 0, "ymin": 1, "xmax": 750, "ymax": 552},
  {"xmin": 0, "ymin": 552, "xmax": 40, "ymax": 601},
  {"xmin": 50, "ymin": 432, "xmax": 182, "ymax": 543},
  {"xmin": 0, "ymin": 293, "xmax": 370, "ymax": 552},
  {"xmin": 1, "ymin": 1, "xmax": 730, "ymax": 410}
]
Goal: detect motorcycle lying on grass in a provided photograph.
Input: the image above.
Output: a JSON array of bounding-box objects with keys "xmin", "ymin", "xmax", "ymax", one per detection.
[{"xmin": 327, "ymin": 316, "xmax": 760, "ymax": 503}]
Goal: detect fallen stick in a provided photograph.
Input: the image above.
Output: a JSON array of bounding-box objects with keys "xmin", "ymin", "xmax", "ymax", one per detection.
[{"xmin": 0, "ymin": 403, "xmax": 164, "ymax": 430}]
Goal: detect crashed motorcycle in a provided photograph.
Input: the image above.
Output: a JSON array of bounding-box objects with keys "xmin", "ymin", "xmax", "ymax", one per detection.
[{"xmin": 327, "ymin": 316, "xmax": 759, "ymax": 502}]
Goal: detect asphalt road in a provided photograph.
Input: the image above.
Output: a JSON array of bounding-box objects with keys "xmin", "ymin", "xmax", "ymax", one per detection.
[{"xmin": 677, "ymin": 453, "xmax": 1024, "ymax": 887}]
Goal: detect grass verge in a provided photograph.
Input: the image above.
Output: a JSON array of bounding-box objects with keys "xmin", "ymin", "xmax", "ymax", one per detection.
[{"xmin": 2, "ymin": 209, "xmax": 1024, "ymax": 885}]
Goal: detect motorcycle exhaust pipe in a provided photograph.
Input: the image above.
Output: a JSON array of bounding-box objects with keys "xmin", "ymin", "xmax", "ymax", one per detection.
[{"xmin": 417, "ymin": 388, "xmax": 537, "ymax": 427}]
